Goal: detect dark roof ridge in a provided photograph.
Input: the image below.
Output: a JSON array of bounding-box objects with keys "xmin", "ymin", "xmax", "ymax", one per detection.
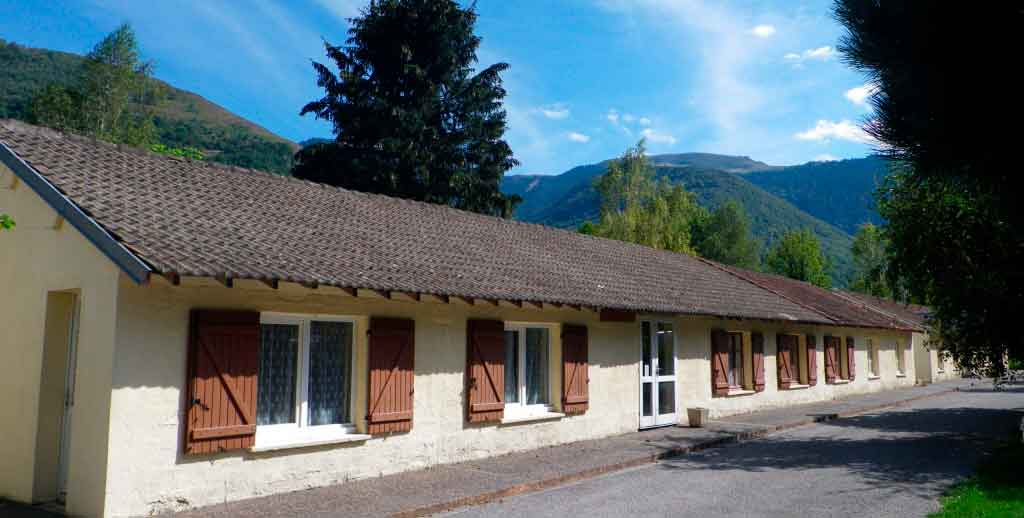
[{"xmin": 694, "ymin": 257, "xmax": 839, "ymax": 325}]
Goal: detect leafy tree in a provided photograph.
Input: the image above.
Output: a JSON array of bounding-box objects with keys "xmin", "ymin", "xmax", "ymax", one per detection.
[
  {"xmin": 590, "ymin": 141, "xmax": 706, "ymax": 254},
  {"xmin": 694, "ymin": 200, "xmax": 760, "ymax": 269},
  {"xmin": 577, "ymin": 220, "xmax": 596, "ymax": 235},
  {"xmin": 150, "ymin": 143, "xmax": 204, "ymax": 160},
  {"xmin": 28, "ymin": 84, "xmax": 80, "ymax": 132},
  {"xmin": 28, "ymin": 24, "xmax": 160, "ymax": 146},
  {"xmin": 849, "ymin": 223, "xmax": 890, "ymax": 298},
  {"xmin": 0, "ymin": 214, "xmax": 13, "ymax": 231},
  {"xmin": 295, "ymin": 0, "xmax": 520, "ymax": 217},
  {"xmin": 835, "ymin": 1, "xmax": 1023, "ymax": 375},
  {"xmin": 765, "ymin": 229, "xmax": 831, "ymax": 288}
]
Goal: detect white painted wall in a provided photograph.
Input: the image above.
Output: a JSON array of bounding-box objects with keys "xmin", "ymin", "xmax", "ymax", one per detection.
[
  {"xmin": 674, "ymin": 315, "xmax": 918, "ymax": 421},
  {"xmin": 0, "ymin": 163, "xmax": 121, "ymax": 518},
  {"xmin": 105, "ymin": 278, "xmax": 640, "ymax": 517}
]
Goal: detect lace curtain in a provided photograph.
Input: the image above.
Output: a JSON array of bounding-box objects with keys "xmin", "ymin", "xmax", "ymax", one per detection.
[
  {"xmin": 257, "ymin": 324, "xmax": 298, "ymax": 425},
  {"xmin": 308, "ymin": 321, "xmax": 353, "ymax": 425}
]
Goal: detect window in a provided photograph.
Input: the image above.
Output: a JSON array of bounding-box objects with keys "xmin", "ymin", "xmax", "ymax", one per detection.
[
  {"xmin": 726, "ymin": 332, "xmax": 744, "ymax": 389},
  {"xmin": 787, "ymin": 336, "xmax": 803, "ymax": 384},
  {"xmin": 896, "ymin": 341, "xmax": 906, "ymax": 375},
  {"xmin": 504, "ymin": 324, "xmax": 551, "ymax": 417},
  {"xmin": 256, "ymin": 313, "xmax": 356, "ymax": 446},
  {"xmin": 837, "ymin": 338, "xmax": 849, "ymax": 381},
  {"xmin": 867, "ymin": 339, "xmax": 880, "ymax": 377}
]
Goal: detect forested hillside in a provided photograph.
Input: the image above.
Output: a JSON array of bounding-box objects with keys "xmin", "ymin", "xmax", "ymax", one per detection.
[
  {"xmin": 743, "ymin": 157, "xmax": 887, "ymax": 234},
  {"xmin": 0, "ymin": 38, "xmax": 297, "ymax": 175},
  {"xmin": 502, "ymin": 153, "xmax": 895, "ymax": 285}
]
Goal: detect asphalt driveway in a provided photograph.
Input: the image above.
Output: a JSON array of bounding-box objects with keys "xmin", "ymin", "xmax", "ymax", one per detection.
[{"xmin": 446, "ymin": 387, "xmax": 1024, "ymax": 518}]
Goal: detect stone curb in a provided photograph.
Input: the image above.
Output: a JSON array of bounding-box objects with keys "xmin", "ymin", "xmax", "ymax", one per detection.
[{"xmin": 394, "ymin": 386, "xmax": 960, "ymax": 517}]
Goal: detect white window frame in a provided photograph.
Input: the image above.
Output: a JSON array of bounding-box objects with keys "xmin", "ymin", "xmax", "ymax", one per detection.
[
  {"xmin": 255, "ymin": 312, "xmax": 359, "ymax": 448},
  {"xmin": 503, "ymin": 322, "xmax": 555, "ymax": 419}
]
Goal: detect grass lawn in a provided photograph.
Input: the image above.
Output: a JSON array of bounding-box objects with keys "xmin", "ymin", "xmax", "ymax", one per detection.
[{"xmin": 930, "ymin": 441, "xmax": 1024, "ymax": 517}]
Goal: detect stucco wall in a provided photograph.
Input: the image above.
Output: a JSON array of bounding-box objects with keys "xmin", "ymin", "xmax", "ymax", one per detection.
[
  {"xmin": 674, "ymin": 315, "xmax": 917, "ymax": 421},
  {"xmin": 0, "ymin": 163, "xmax": 122, "ymax": 517},
  {"xmin": 106, "ymin": 278, "xmax": 640, "ymax": 517},
  {"xmin": 912, "ymin": 332, "xmax": 959, "ymax": 384}
]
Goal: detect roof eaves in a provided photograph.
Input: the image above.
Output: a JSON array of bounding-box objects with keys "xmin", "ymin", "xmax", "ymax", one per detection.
[{"xmin": 0, "ymin": 141, "xmax": 152, "ymax": 284}]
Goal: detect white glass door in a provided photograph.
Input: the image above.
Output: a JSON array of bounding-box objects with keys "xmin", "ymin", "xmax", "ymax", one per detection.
[{"xmin": 639, "ymin": 321, "xmax": 677, "ymax": 428}]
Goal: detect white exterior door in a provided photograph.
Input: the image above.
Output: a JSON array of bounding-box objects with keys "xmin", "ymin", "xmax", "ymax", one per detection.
[
  {"xmin": 639, "ymin": 320, "xmax": 677, "ymax": 428},
  {"xmin": 56, "ymin": 296, "xmax": 80, "ymax": 503}
]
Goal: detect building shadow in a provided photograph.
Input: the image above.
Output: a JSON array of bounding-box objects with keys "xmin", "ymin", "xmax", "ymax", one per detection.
[{"xmin": 655, "ymin": 404, "xmax": 1024, "ymax": 499}]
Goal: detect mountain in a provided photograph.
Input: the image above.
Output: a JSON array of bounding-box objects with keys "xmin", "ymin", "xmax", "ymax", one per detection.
[
  {"xmin": 503, "ymin": 153, "xmax": 887, "ymax": 286},
  {"xmin": 0, "ymin": 38, "xmax": 298, "ymax": 175},
  {"xmin": 743, "ymin": 156, "xmax": 888, "ymax": 235}
]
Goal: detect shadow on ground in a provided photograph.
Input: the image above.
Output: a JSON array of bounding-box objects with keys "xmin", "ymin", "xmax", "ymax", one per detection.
[{"xmin": 657, "ymin": 403, "xmax": 1024, "ymax": 499}]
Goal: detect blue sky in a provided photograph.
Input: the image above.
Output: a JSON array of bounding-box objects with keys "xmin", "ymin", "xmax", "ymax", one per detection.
[{"xmin": 1, "ymin": 0, "xmax": 878, "ymax": 174}]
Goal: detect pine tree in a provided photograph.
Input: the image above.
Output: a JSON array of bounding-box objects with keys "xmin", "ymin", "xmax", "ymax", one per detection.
[
  {"xmin": 295, "ymin": 0, "xmax": 520, "ymax": 217},
  {"xmin": 836, "ymin": 0, "xmax": 1024, "ymax": 374}
]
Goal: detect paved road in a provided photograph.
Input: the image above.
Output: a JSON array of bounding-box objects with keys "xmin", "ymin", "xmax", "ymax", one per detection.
[{"xmin": 446, "ymin": 387, "xmax": 1024, "ymax": 518}]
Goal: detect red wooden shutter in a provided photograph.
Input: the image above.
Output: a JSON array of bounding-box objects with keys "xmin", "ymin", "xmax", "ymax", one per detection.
[
  {"xmin": 367, "ymin": 318, "xmax": 415, "ymax": 435},
  {"xmin": 751, "ymin": 332, "xmax": 765, "ymax": 392},
  {"xmin": 185, "ymin": 310, "xmax": 259, "ymax": 455},
  {"xmin": 806, "ymin": 335, "xmax": 818, "ymax": 386},
  {"xmin": 561, "ymin": 325, "xmax": 589, "ymax": 415},
  {"xmin": 711, "ymin": 329, "xmax": 730, "ymax": 396},
  {"xmin": 846, "ymin": 336, "xmax": 856, "ymax": 381},
  {"xmin": 466, "ymin": 319, "xmax": 505, "ymax": 423},
  {"xmin": 824, "ymin": 336, "xmax": 838, "ymax": 384},
  {"xmin": 776, "ymin": 334, "xmax": 794, "ymax": 389}
]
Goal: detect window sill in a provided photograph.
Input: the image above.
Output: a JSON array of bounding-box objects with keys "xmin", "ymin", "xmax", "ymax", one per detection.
[
  {"xmin": 896, "ymin": 373, "xmax": 907, "ymax": 378},
  {"xmin": 252, "ymin": 428, "xmax": 370, "ymax": 452},
  {"xmin": 786, "ymin": 383, "xmax": 810, "ymax": 390},
  {"xmin": 500, "ymin": 412, "xmax": 565, "ymax": 425},
  {"xmin": 867, "ymin": 375, "xmax": 881, "ymax": 380},
  {"xmin": 252, "ymin": 432, "xmax": 372, "ymax": 452},
  {"xmin": 832, "ymin": 379, "xmax": 850, "ymax": 385},
  {"xmin": 725, "ymin": 389, "xmax": 756, "ymax": 397}
]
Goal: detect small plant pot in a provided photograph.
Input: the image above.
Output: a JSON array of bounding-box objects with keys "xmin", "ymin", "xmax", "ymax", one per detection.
[{"xmin": 687, "ymin": 407, "xmax": 709, "ymax": 428}]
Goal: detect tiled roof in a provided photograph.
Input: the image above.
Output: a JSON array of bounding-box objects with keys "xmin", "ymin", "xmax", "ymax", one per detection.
[
  {"xmin": 0, "ymin": 120, "xmax": 835, "ymax": 323},
  {"xmin": 714, "ymin": 263, "xmax": 923, "ymax": 332},
  {"xmin": 832, "ymin": 290, "xmax": 930, "ymax": 329}
]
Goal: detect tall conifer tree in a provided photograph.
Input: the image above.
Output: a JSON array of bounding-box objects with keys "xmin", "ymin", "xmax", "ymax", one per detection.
[{"xmin": 295, "ymin": 0, "xmax": 520, "ymax": 217}]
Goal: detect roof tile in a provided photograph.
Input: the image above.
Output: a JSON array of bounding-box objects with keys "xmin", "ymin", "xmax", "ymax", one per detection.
[{"xmin": 1, "ymin": 120, "xmax": 838, "ymax": 324}]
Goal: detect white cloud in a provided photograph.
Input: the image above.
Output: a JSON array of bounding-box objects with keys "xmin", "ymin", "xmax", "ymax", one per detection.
[
  {"xmin": 814, "ymin": 154, "xmax": 839, "ymax": 162},
  {"xmin": 606, "ymin": 109, "xmax": 620, "ymax": 124},
  {"xmin": 621, "ymin": 113, "xmax": 636, "ymax": 123},
  {"xmin": 639, "ymin": 117, "xmax": 652, "ymax": 126},
  {"xmin": 535, "ymin": 104, "xmax": 570, "ymax": 120},
  {"xmin": 641, "ymin": 128, "xmax": 677, "ymax": 145},
  {"xmin": 567, "ymin": 131, "xmax": 591, "ymax": 143},
  {"xmin": 750, "ymin": 24, "xmax": 776, "ymax": 38},
  {"xmin": 795, "ymin": 119, "xmax": 876, "ymax": 145},
  {"xmin": 784, "ymin": 46, "xmax": 836, "ymax": 62},
  {"xmin": 845, "ymin": 83, "xmax": 878, "ymax": 107},
  {"xmin": 314, "ymin": 0, "xmax": 362, "ymax": 22}
]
